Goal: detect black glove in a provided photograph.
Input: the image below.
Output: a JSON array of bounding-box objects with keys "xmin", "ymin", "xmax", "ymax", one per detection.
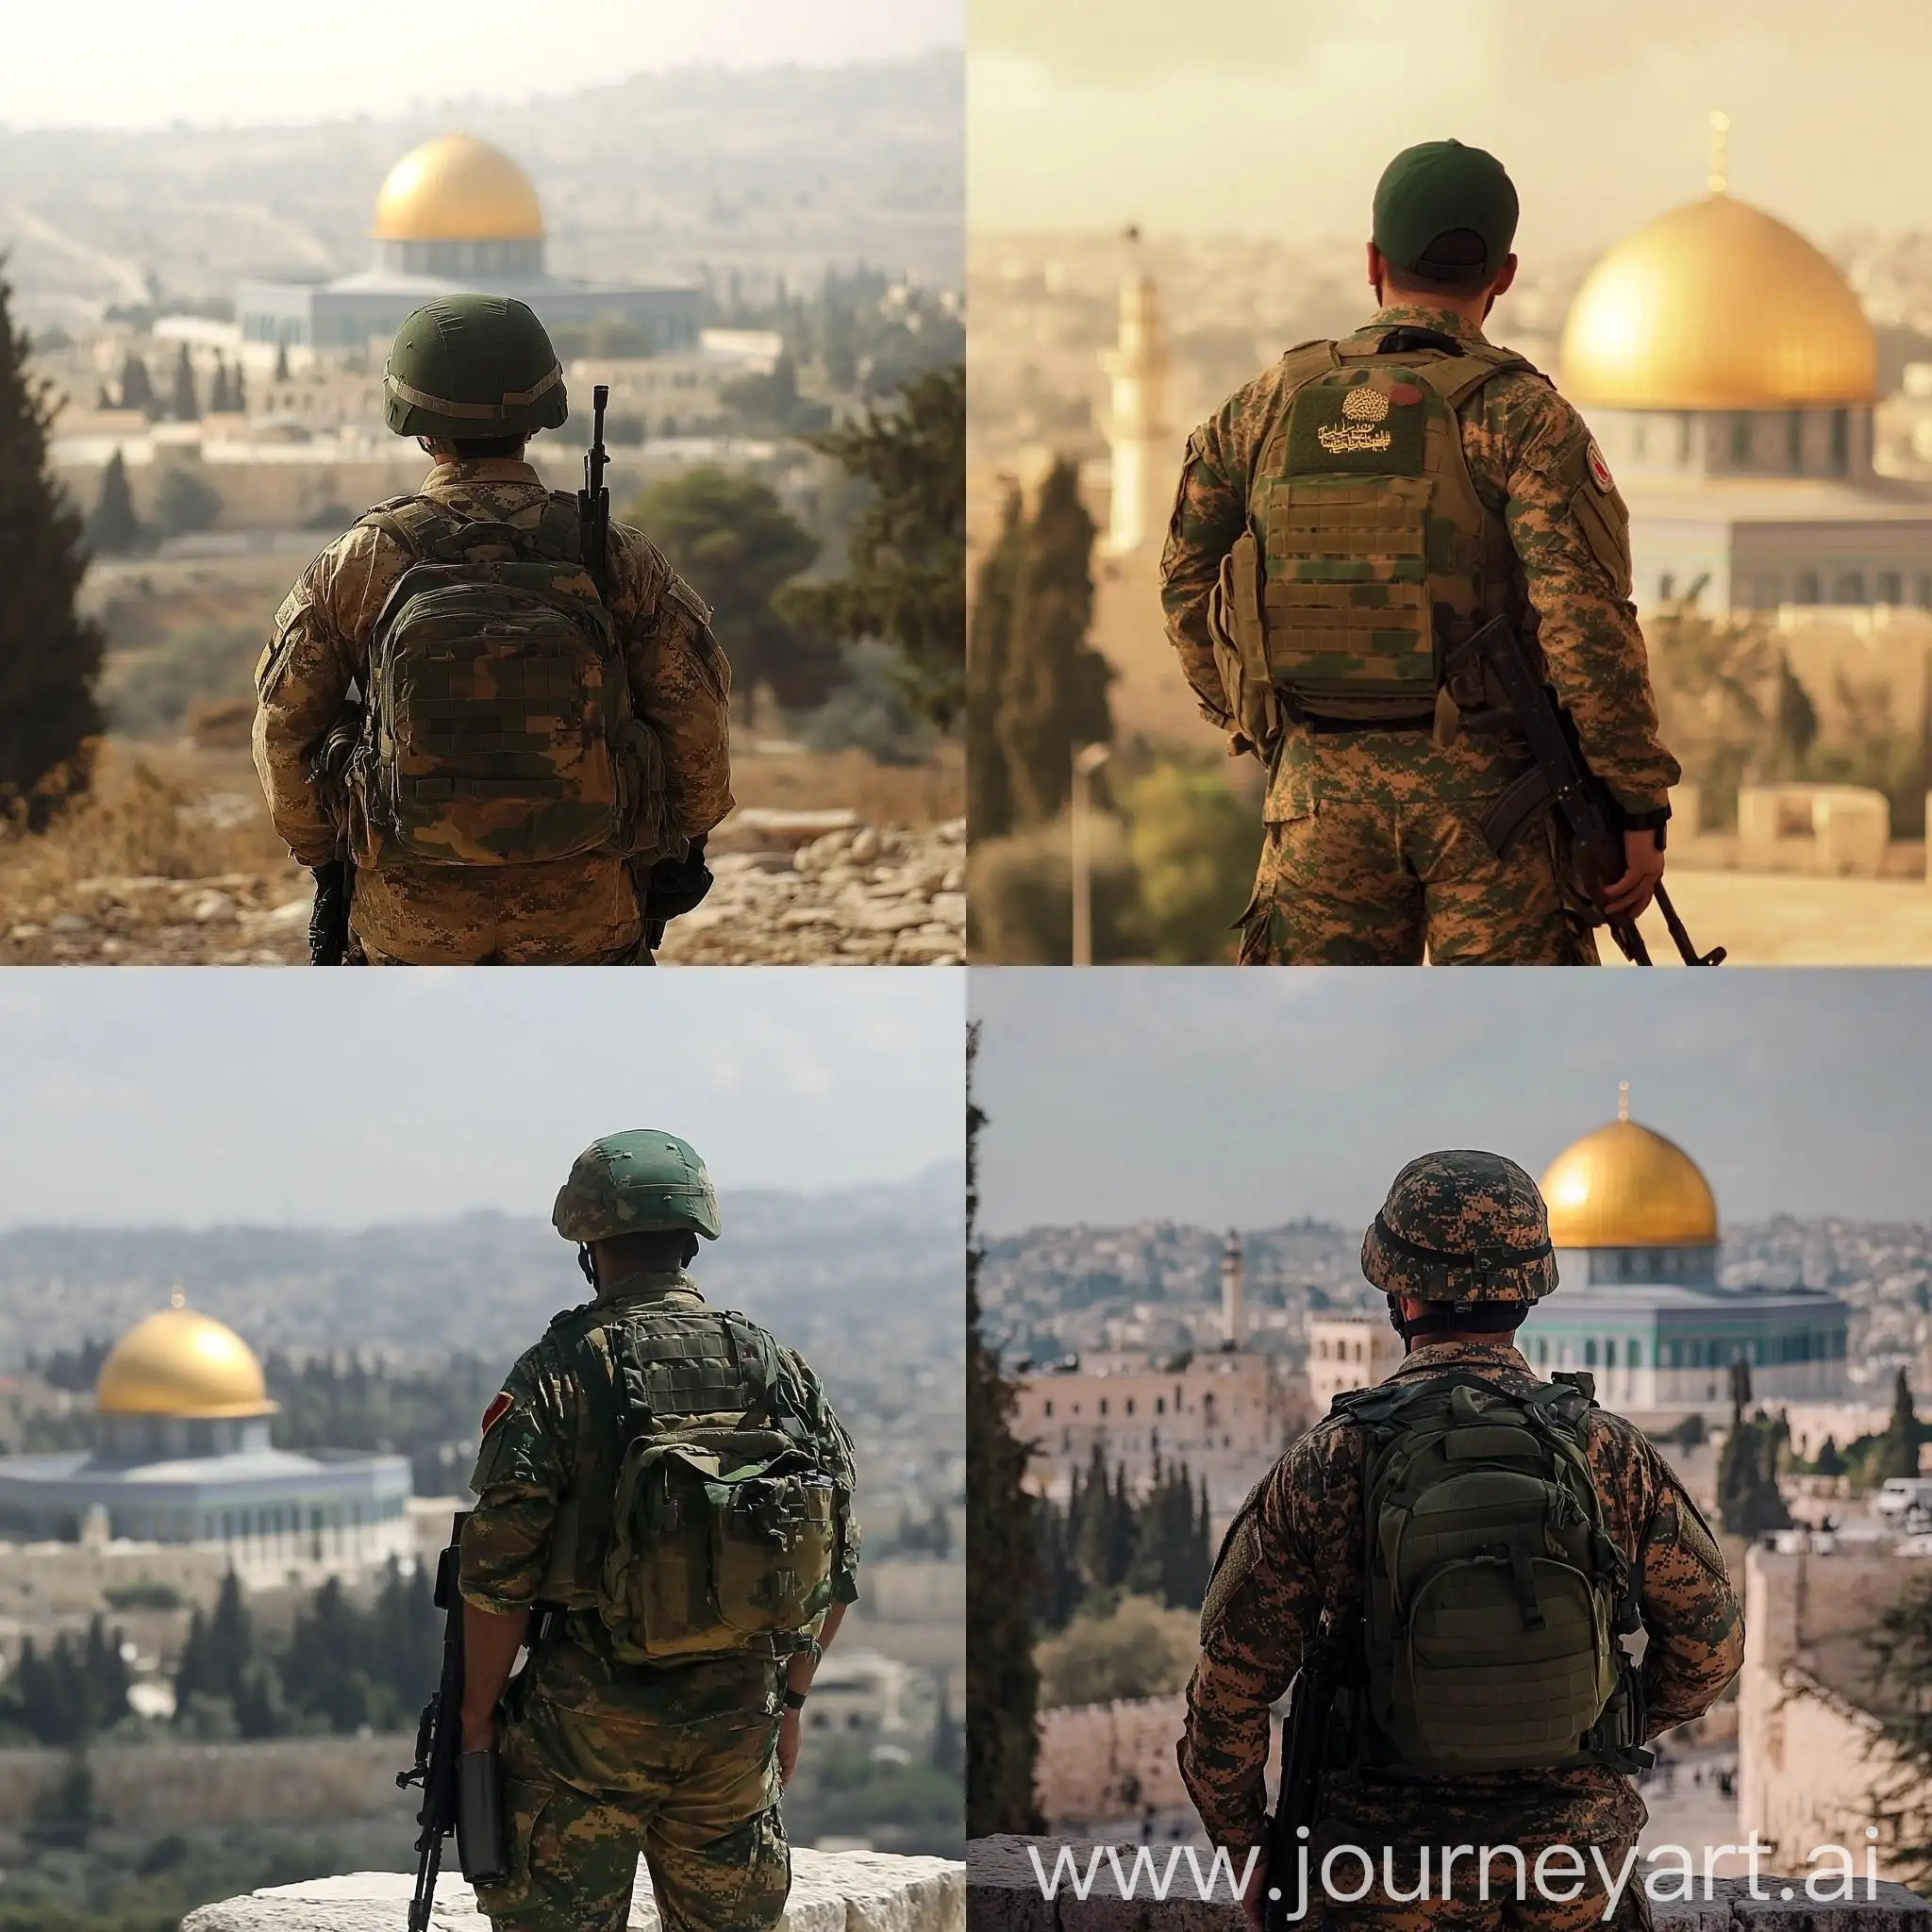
[
  {"xmin": 308, "ymin": 860, "xmax": 350, "ymax": 966},
  {"xmin": 643, "ymin": 838, "xmax": 713, "ymax": 924}
]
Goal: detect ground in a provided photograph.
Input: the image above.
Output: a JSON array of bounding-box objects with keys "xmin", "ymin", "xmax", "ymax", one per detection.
[
  {"xmin": 0, "ymin": 741, "xmax": 963, "ymax": 967},
  {"xmin": 1615, "ymin": 869, "xmax": 1932, "ymax": 966}
]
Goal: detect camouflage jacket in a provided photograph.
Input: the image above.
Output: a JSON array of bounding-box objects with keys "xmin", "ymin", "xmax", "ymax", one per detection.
[
  {"xmin": 1160, "ymin": 306, "xmax": 1681, "ymax": 817},
  {"xmin": 1178, "ymin": 1339, "xmax": 1742, "ymax": 1852},
  {"xmin": 460, "ymin": 1272, "xmax": 860, "ymax": 1723},
  {"xmin": 254, "ymin": 459, "xmax": 734, "ymax": 873}
]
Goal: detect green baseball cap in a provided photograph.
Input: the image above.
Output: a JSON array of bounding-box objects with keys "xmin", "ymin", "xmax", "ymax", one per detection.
[{"xmin": 1372, "ymin": 140, "xmax": 1519, "ymax": 283}]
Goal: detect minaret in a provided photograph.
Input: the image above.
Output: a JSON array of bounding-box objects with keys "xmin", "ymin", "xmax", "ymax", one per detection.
[
  {"xmin": 1100, "ymin": 226, "xmax": 1170, "ymax": 556},
  {"xmin": 1707, "ymin": 109, "xmax": 1730, "ymax": 196},
  {"xmin": 1618, "ymin": 1080, "xmax": 1630, "ymax": 1123},
  {"xmin": 1220, "ymin": 1229, "xmax": 1246, "ymax": 1350}
]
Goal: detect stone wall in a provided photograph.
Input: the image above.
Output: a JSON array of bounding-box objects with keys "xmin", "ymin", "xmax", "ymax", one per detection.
[
  {"xmin": 1740, "ymin": 1542, "xmax": 1932, "ymax": 1874},
  {"xmin": 0, "ymin": 1733, "xmax": 411, "ymax": 1834},
  {"xmin": 1035, "ymin": 1699, "xmax": 1288, "ymax": 1828},
  {"xmin": 183, "ymin": 1847, "xmax": 964, "ymax": 1932},
  {"xmin": 968, "ymin": 1837, "xmax": 1932, "ymax": 1931}
]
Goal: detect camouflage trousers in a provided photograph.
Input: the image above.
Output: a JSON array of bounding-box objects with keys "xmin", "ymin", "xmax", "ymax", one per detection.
[
  {"xmin": 347, "ymin": 854, "xmax": 650, "ymax": 965},
  {"xmin": 475, "ymin": 1691, "xmax": 788, "ymax": 1932},
  {"xmin": 1237, "ymin": 800, "xmax": 1598, "ymax": 966}
]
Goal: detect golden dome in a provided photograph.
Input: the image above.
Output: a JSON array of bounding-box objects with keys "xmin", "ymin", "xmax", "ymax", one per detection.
[
  {"xmin": 1559, "ymin": 193, "xmax": 1875, "ymax": 409},
  {"xmin": 373, "ymin": 134, "xmax": 544, "ymax": 242},
  {"xmin": 94, "ymin": 1295, "xmax": 276, "ymax": 1420},
  {"xmin": 1541, "ymin": 1091, "xmax": 1719, "ymax": 1249}
]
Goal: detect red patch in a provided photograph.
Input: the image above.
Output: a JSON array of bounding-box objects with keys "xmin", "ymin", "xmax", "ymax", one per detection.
[
  {"xmin": 480, "ymin": 1391, "xmax": 512, "ymax": 1436},
  {"xmin": 1387, "ymin": 381, "xmax": 1424, "ymax": 406},
  {"xmin": 1587, "ymin": 441, "xmax": 1615, "ymax": 492}
]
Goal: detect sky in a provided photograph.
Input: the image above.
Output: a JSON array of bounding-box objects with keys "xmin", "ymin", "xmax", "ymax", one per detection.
[
  {"xmin": 971, "ymin": 0, "xmax": 1932, "ymax": 251},
  {"xmin": 0, "ymin": 970, "xmax": 963, "ymax": 1228},
  {"xmin": 971, "ymin": 969, "xmax": 1932, "ymax": 1236},
  {"xmin": 0, "ymin": 0, "xmax": 961, "ymax": 130}
]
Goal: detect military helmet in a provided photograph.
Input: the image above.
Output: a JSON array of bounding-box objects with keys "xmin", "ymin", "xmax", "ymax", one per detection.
[
  {"xmin": 383, "ymin": 295, "xmax": 569, "ymax": 441},
  {"xmin": 553, "ymin": 1130, "xmax": 722, "ymax": 1244},
  {"xmin": 1361, "ymin": 1149, "xmax": 1557, "ymax": 1306}
]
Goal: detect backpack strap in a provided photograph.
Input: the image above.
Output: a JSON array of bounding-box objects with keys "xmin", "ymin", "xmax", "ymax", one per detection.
[
  {"xmin": 358, "ymin": 495, "xmax": 463, "ymax": 561},
  {"xmin": 722, "ymin": 1312, "xmax": 811, "ymax": 1448}
]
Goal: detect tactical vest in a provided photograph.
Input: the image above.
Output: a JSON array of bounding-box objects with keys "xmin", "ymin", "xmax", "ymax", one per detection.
[
  {"xmin": 1331, "ymin": 1369, "xmax": 1650, "ymax": 1776},
  {"xmin": 536, "ymin": 1298, "xmax": 845, "ymax": 1665},
  {"xmin": 343, "ymin": 495, "xmax": 665, "ymax": 870},
  {"xmin": 1208, "ymin": 334, "xmax": 1536, "ymax": 745}
]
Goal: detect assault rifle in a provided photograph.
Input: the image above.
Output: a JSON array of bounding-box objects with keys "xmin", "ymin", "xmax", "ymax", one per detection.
[
  {"xmin": 1448, "ymin": 613, "xmax": 1724, "ymax": 968},
  {"xmin": 580, "ymin": 383, "xmax": 612, "ymax": 599},
  {"xmin": 307, "ymin": 705, "xmax": 363, "ymax": 965},
  {"xmin": 1261, "ymin": 1620, "xmax": 1344, "ymax": 1932},
  {"xmin": 398, "ymin": 1510, "xmax": 508, "ymax": 1931}
]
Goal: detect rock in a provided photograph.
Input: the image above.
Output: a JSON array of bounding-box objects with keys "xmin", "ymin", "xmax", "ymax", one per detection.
[
  {"xmin": 856, "ymin": 904, "xmax": 929, "ymax": 935},
  {"xmin": 929, "ymin": 892, "xmax": 966, "ymax": 925},
  {"xmin": 182, "ymin": 1849, "xmax": 965, "ymax": 1932},
  {"xmin": 264, "ymin": 899, "xmax": 311, "ymax": 928},
  {"xmin": 192, "ymin": 891, "xmax": 239, "ymax": 924},
  {"xmin": 849, "ymin": 826, "xmax": 883, "ymax": 865},
  {"xmin": 711, "ymin": 807, "xmax": 860, "ymax": 854},
  {"xmin": 48, "ymin": 912, "xmax": 92, "ymax": 936},
  {"xmin": 8, "ymin": 924, "xmax": 43, "ymax": 941},
  {"xmin": 941, "ymin": 864, "xmax": 965, "ymax": 892}
]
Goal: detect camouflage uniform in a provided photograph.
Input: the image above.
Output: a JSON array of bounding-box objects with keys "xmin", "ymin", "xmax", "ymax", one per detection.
[
  {"xmin": 460, "ymin": 1269, "xmax": 860, "ymax": 1932},
  {"xmin": 1160, "ymin": 305, "xmax": 1681, "ymax": 966},
  {"xmin": 1179, "ymin": 1335, "xmax": 1742, "ymax": 1930},
  {"xmin": 254, "ymin": 459, "xmax": 733, "ymax": 965}
]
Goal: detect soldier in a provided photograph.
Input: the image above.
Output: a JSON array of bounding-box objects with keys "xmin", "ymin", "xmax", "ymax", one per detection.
[
  {"xmin": 1181, "ymin": 1150, "xmax": 1743, "ymax": 1931},
  {"xmin": 254, "ymin": 295, "xmax": 731, "ymax": 964},
  {"xmin": 457, "ymin": 1130, "xmax": 860, "ymax": 1932},
  {"xmin": 1161, "ymin": 141, "xmax": 1681, "ymax": 964}
]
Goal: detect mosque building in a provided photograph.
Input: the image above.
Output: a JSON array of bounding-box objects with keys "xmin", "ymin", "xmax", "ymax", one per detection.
[
  {"xmin": 0, "ymin": 1295, "xmax": 412, "ymax": 1590},
  {"xmin": 1559, "ymin": 115, "xmax": 1932, "ymax": 616},
  {"xmin": 1307, "ymin": 1088, "xmax": 1850, "ymax": 1427},
  {"xmin": 237, "ymin": 132, "xmax": 702, "ymax": 353}
]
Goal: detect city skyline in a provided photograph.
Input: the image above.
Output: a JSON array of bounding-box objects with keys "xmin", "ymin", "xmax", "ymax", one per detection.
[
  {"xmin": 971, "ymin": 970, "xmax": 1932, "ymax": 1236},
  {"xmin": 0, "ymin": 971, "xmax": 963, "ymax": 1228},
  {"xmin": 0, "ymin": 0, "xmax": 962, "ymax": 130},
  {"xmin": 971, "ymin": 0, "xmax": 1932, "ymax": 250}
]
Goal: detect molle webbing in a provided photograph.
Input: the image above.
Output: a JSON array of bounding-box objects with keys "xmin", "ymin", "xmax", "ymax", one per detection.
[{"xmin": 1253, "ymin": 337, "xmax": 1531, "ymax": 723}]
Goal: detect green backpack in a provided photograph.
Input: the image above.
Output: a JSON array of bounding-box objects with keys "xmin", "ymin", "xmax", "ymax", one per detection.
[
  {"xmin": 1333, "ymin": 1369, "xmax": 1650, "ymax": 1775},
  {"xmin": 344, "ymin": 494, "xmax": 664, "ymax": 870},
  {"xmin": 539, "ymin": 1304, "xmax": 845, "ymax": 1665}
]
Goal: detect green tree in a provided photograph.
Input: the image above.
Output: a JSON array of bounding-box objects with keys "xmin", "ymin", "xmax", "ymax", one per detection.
[
  {"xmin": 964, "ymin": 1023, "xmax": 1041, "ymax": 1836},
  {"xmin": 155, "ymin": 464, "xmax": 222, "ymax": 538},
  {"xmin": 1118, "ymin": 755, "xmax": 1261, "ymax": 963},
  {"xmin": 996, "ymin": 458, "xmax": 1113, "ymax": 826},
  {"xmin": 966, "ymin": 485, "xmax": 1023, "ymax": 842},
  {"xmin": 273, "ymin": 341, "xmax": 290, "ymax": 382},
  {"xmin": 168, "ymin": 343, "xmax": 199, "ymax": 421},
  {"xmin": 1813, "ymin": 1434, "xmax": 1845, "ymax": 1477},
  {"xmin": 1716, "ymin": 1396, "xmax": 1793, "ymax": 1539},
  {"xmin": 117, "ymin": 349, "xmax": 157, "ymax": 416},
  {"xmin": 88, "ymin": 448, "xmax": 142, "ymax": 558},
  {"xmin": 1861, "ymin": 1574, "xmax": 1932, "ymax": 1881},
  {"xmin": 0, "ymin": 275, "xmax": 105, "ymax": 824},
  {"xmin": 629, "ymin": 466, "xmax": 831, "ymax": 730},
  {"xmin": 784, "ymin": 363, "xmax": 965, "ymax": 729},
  {"xmin": 1035, "ymin": 1594, "xmax": 1197, "ymax": 1708},
  {"xmin": 1880, "ymin": 1369, "xmax": 1924, "ymax": 1482}
]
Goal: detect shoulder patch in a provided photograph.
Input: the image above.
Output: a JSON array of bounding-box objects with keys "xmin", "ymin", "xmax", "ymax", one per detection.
[
  {"xmin": 1587, "ymin": 440, "xmax": 1615, "ymax": 493},
  {"xmin": 480, "ymin": 1391, "xmax": 513, "ymax": 1437}
]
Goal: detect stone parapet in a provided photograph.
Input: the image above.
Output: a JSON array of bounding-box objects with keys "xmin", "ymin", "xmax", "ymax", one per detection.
[
  {"xmin": 967, "ymin": 1837, "xmax": 1932, "ymax": 1931},
  {"xmin": 183, "ymin": 1848, "xmax": 964, "ymax": 1932}
]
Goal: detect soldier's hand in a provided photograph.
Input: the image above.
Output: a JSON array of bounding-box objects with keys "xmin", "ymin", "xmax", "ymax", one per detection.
[
  {"xmin": 461, "ymin": 1711, "xmax": 499, "ymax": 1755},
  {"xmin": 777, "ymin": 1707, "xmax": 802, "ymax": 1786},
  {"xmin": 1600, "ymin": 828, "xmax": 1665, "ymax": 921},
  {"xmin": 1238, "ymin": 1851, "xmax": 1268, "ymax": 1932}
]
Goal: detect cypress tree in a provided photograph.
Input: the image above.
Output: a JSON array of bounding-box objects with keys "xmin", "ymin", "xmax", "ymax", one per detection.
[
  {"xmin": 996, "ymin": 458, "xmax": 1114, "ymax": 826},
  {"xmin": 0, "ymin": 274, "xmax": 105, "ymax": 824},
  {"xmin": 1880, "ymin": 1369, "xmax": 1923, "ymax": 1482},
  {"xmin": 273, "ymin": 341, "xmax": 290, "ymax": 383},
  {"xmin": 87, "ymin": 450, "xmax": 141, "ymax": 557},
  {"xmin": 117, "ymin": 349, "xmax": 156, "ymax": 416},
  {"xmin": 169, "ymin": 343, "xmax": 199, "ymax": 421},
  {"xmin": 208, "ymin": 360, "xmax": 231, "ymax": 412},
  {"xmin": 967, "ymin": 485, "xmax": 1024, "ymax": 841},
  {"xmin": 964, "ymin": 1022, "xmax": 1042, "ymax": 1836}
]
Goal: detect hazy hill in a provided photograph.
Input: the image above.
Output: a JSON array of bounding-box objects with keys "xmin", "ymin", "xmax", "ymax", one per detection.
[
  {"xmin": 0, "ymin": 54, "xmax": 962, "ymax": 327},
  {"xmin": 0, "ymin": 1163, "xmax": 963, "ymax": 1372}
]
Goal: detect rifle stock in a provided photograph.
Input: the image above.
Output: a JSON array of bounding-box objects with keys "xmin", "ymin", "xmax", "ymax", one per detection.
[{"xmin": 580, "ymin": 383, "xmax": 611, "ymax": 599}]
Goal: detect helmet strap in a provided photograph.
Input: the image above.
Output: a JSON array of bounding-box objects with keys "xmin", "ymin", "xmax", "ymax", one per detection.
[
  {"xmin": 1389, "ymin": 1297, "xmax": 1527, "ymax": 1350},
  {"xmin": 578, "ymin": 1244, "xmax": 597, "ymax": 1290}
]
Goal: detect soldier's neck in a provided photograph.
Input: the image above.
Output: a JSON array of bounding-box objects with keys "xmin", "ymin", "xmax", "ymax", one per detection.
[{"xmin": 595, "ymin": 1265, "xmax": 700, "ymax": 1306}]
